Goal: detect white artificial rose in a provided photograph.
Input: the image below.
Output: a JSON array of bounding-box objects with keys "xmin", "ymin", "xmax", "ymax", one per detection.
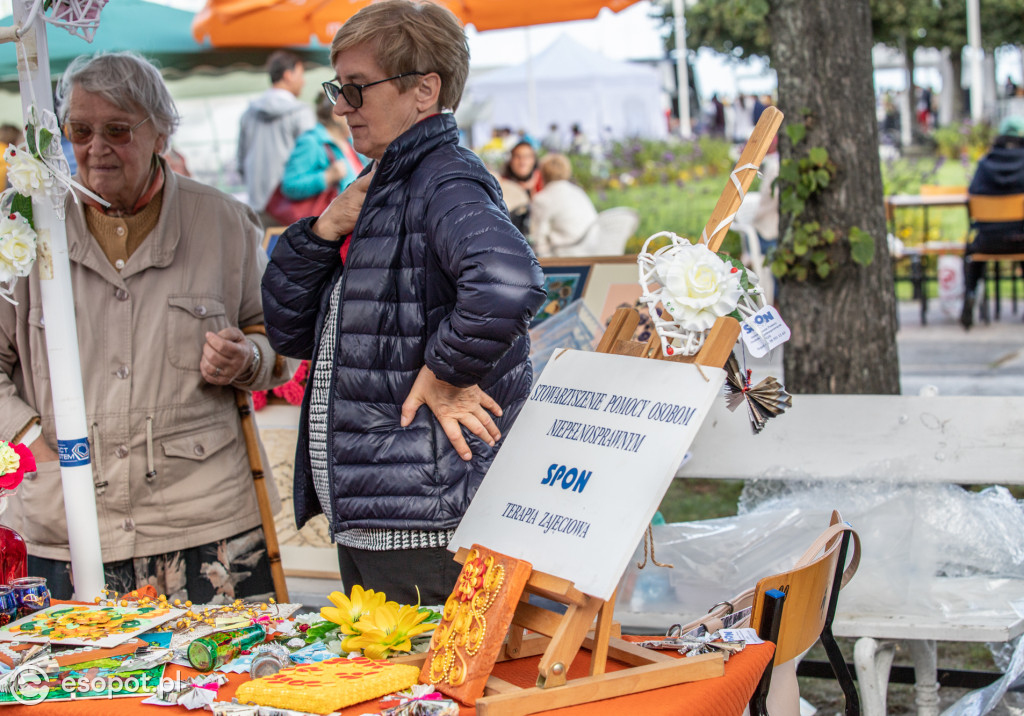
[
  {"xmin": 0, "ymin": 214, "xmax": 37, "ymax": 279},
  {"xmin": 4, "ymin": 145, "xmax": 53, "ymax": 197},
  {"xmin": 659, "ymin": 243, "xmax": 743, "ymax": 331}
]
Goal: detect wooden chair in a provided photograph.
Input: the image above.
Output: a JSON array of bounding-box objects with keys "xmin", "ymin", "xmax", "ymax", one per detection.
[
  {"xmin": 919, "ymin": 184, "xmax": 967, "ymax": 196},
  {"xmin": 748, "ymin": 510, "xmax": 860, "ymax": 716},
  {"xmin": 966, "ymin": 193, "xmax": 1024, "ymax": 322}
]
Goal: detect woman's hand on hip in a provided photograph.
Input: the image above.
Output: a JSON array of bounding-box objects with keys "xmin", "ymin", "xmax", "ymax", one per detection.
[
  {"xmin": 400, "ymin": 365, "xmax": 503, "ymax": 461},
  {"xmin": 313, "ymin": 168, "xmax": 374, "ymax": 242},
  {"xmin": 201, "ymin": 327, "xmax": 254, "ymax": 385}
]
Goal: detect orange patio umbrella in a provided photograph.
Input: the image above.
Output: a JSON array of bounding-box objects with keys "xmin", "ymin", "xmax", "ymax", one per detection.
[{"xmin": 192, "ymin": 0, "xmax": 644, "ymax": 47}]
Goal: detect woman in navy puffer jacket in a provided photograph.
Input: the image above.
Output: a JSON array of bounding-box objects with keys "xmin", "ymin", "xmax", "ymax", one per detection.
[{"xmin": 261, "ymin": 0, "xmax": 545, "ymax": 603}]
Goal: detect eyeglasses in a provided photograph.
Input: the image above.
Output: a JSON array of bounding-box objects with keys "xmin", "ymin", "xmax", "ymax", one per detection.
[
  {"xmin": 322, "ymin": 72, "xmax": 425, "ymax": 109},
  {"xmin": 63, "ymin": 116, "xmax": 152, "ymax": 146}
]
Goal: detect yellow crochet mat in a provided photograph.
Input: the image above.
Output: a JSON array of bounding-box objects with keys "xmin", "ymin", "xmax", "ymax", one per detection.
[{"xmin": 235, "ymin": 656, "xmax": 421, "ymax": 714}]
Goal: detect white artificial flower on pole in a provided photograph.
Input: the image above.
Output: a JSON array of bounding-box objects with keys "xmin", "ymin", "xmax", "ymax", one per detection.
[{"xmin": 637, "ymin": 232, "xmax": 764, "ymax": 357}]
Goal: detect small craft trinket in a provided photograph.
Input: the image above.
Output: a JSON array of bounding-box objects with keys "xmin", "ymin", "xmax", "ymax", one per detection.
[
  {"xmin": 382, "ymin": 699, "xmax": 460, "ymax": 715},
  {"xmin": 249, "ymin": 642, "xmax": 292, "ymax": 679},
  {"xmin": 724, "ymin": 353, "xmax": 792, "ymax": 434},
  {"xmin": 188, "ymin": 624, "xmax": 267, "ymax": 671},
  {"xmin": 0, "ymin": 585, "xmax": 17, "ymax": 625},
  {"xmin": 11, "ymin": 577, "xmax": 50, "ymax": 617}
]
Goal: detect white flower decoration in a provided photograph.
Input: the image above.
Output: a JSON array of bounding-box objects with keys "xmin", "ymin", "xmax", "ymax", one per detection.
[
  {"xmin": 0, "ymin": 213, "xmax": 37, "ymax": 286},
  {"xmin": 638, "ymin": 232, "xmax": 764, "ymax": 357},
  {"xmin": 4, "ymin": 146, "xmax": 53, "ymax": 198},
  {"xmin": 660, "ymin": 244, "xmax": 743, "ymax": 331}
]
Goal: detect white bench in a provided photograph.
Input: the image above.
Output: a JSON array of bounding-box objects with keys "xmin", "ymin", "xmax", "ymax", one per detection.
[{"xmin": 619, "ymin": 394, "xmax": 1024, "ymax": 716}]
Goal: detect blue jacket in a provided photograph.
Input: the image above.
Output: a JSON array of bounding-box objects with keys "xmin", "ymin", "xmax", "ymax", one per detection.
[
  {"xmin": 280, "ymin": 123, "xmax": 361, "ymax": 200},
  {"xmin": 262, "ymin": 113, "xmax": 545, "ymax": 534}
]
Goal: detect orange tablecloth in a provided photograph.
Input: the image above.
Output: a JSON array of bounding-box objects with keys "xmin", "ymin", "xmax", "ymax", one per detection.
[{"xmin": 1, "ymin": 638, "xmax": 774, "ymax": 715}]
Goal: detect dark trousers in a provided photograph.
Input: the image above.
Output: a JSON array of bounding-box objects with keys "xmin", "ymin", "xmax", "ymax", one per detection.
[
  {"xmin": 336, "ymin": 544, "xmax": 462, "ymax": 605},
  {"xmin": 964, "ymin": 231, "xmax": 1024, "ymax": 293}
]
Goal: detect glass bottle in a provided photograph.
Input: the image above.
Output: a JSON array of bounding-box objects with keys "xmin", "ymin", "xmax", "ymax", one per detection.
[{"xmin": 0, "ymin": 495, "xmax": 26, "ymax": 585}]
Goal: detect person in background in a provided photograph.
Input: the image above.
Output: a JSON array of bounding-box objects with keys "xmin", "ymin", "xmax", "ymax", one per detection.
[
  {"xmin": 752, "ymin": 135, "xmax": 780, "ymax": 256},
  {"xmin": 279, "ymin": 94, "xmax": 363, "ymax": 207},
  {"xmin": 541, "ymin": 122, "xmax": 564, "ymax": 153},
  {"xmin": 261, "ymin": 0, "xmax": 544, "ymax": 604},
  {"xmin": 961, "ymin": 114, "xmax": 1024, "ymax": 329},
  {"xmin": 530, "ymin": 152, "xmax": 598, "ymax": 258},
  {"xmin": 569, "ymin": 123, "xmax": 589, "ymax": 155},
  {"xmin": 0, "ymin": 124, "xmax": 23, "ymax": 189},
  {"xmin": 498, "ymin": 140, "xmax": 540, "ymax": 234},
  {"xmin": 237, "ymin": 50, "xmax": 315, "ymax": 226},
  {"xmin": 0, "ymin": 52, "xmax": 293, "ymax": 601}
]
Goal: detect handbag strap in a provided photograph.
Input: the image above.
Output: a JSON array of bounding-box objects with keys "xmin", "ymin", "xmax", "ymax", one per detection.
[{"xmin": 793, "ymin": 516, "xmax": 861, "ymax": 590}]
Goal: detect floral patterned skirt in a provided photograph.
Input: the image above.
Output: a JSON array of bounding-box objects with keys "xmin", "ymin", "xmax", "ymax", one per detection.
[{"xmin": 28, "ymin": 525, "xmax": 274, "ymax": 603}]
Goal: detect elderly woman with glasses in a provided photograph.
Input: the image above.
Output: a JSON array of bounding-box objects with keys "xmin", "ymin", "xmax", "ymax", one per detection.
[
  {"xmin": 0, "ymin": 51, "xmax": 293, "ymax": 602},
  {"xmin": 262, "ymin": 0, "xmax": 545, "ymax": 603}
]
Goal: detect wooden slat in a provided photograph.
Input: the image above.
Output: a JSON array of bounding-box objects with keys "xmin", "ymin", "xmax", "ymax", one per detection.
[
  {"xmin": 595, "ymin": 307, "xmax": 639, "ymax": 354},
  {"xmin": 512, "ymin": 600, "xmax": 568, "ymax": 638},
  {"xmin": 536, "ymin": 596, "xmax": 604, "ymax": 688},
  {"xmin": 683, "ymin": 395, "xmax": 1024, "ymax": 484},
  {"xmin": 475, "ymin": 653, "xmax": 724, "ymax": 716},
  {"xmin": 679, "ymin": 317, "xmax": 741, "ymax": 370},
  {"xmin": 523, "ymin": 571, "xmax": 590, "ymax": 607},
  {"xmin": 701, "ymin": 106, "xmax": 784, "ymax": 251},
  {"xmin": 581, "ymin": 636, "xmax": 679, "ymax": 667}
]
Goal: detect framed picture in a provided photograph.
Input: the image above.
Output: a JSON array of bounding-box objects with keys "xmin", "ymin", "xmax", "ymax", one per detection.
[
  {"xmin": 531, "ymin": 263, "xmax": 592, "ymax": 326},
  {"xmin": 263, "ymin": 226, "xmax": 286, "ymax": 256}
]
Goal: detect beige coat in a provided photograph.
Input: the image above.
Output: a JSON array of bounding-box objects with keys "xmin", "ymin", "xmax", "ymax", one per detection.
[{"xmin": 0, "ymin": 166, "xmax": 286, "ymax": 562}]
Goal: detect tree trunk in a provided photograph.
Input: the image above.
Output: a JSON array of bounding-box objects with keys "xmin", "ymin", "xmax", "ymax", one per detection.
[{"xmin": 769, "ymin": 0, "xmax": 900, "ymax": 394}]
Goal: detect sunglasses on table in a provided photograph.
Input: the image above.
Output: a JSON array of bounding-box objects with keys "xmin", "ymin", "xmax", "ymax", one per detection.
[
  {"xmin": 322, "ymin": 72, "xmax": 425, "ymax": 109},
  {"xmin": 62, "ymin": 116, "xmax": 152, "ymax": 146}
]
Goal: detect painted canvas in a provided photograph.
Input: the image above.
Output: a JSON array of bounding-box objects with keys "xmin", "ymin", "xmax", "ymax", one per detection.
[
  {"xmin": 531, "ymin": 266, "xmax": 591, "ymax": 327},
  {"xmin": 0, "ymin": 604, "xmax": 184, "ymax": 648}
]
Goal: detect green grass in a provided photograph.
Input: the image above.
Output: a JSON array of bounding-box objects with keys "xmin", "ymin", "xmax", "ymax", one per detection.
[
  {"xmin": 657, "ymin": 479, "xmax": 744, "ymax": 523},
  {"xmin": 588, "ymin": 178, "xmax": 743, "ymax": 258}
]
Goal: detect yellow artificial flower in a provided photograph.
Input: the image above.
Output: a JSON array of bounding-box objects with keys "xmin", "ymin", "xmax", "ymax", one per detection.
[
  {"xmin": 342, "ymin": 602, "xmax": 436, "ymax": 660},
  {"xmin": 320, "ymin": 585, "xmax": 388, "ymax": 635}
]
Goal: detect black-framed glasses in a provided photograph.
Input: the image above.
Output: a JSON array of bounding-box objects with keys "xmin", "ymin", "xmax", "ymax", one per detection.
[
  {"xmin": 63, "ymin": 116, "xmax": 152, "ymax": 146},
  {"xmin": 322, "ymin": 72, "xmax": 425, "ymax": 109}
]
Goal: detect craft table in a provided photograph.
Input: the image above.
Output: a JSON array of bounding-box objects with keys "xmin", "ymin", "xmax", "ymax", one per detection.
[{"xmin": 1, "ymin": 638, "xmax": 774, "ymax": 716}]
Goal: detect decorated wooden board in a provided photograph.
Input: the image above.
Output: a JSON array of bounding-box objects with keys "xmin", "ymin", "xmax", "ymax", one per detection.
[
  {"xmin": 236, "ymin": 656, "xmax": 420, "ymax": 715},
  {"xmin": 0, "ymin": 604, "xmax": 183, "ymax": 647},
  {"xmin": 420, "ymin": 544, "xmax": 533, "ymax": 705}
]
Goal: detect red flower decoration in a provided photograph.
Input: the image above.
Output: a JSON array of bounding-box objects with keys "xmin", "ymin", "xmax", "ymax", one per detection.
[
  {"xmin": 0, "ymin": 442, "xmax": 35, "ymax": 491},
  {"xmin": 252, "ymin": 390, "xmax": 268, "ymax": 411}
]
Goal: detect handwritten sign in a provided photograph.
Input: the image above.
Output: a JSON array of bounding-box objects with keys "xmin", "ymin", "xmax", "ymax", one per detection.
[{"xmin": 450, "ymin": 349, "xmax": 725, "ymax": 599}]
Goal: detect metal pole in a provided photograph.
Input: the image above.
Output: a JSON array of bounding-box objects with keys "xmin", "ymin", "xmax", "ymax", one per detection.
[
  {"xmin": 967, "ymin": 0, "xmax": 984, "ymax": 121},
  {"xmin": 10, "ymin": 0, "xmax": 105, "ymax": 600},
  {"xmin": 672, "ymin": 0, "xmax": 692, "ymax": 139}
]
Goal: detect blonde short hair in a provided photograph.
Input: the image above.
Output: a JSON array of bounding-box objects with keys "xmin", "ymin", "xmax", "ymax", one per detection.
[
  {"xmin": 539, "ymin": 153, "xmax": 573, "ymax": 183},
  {"xmin": 330, "ymin": 0, "xmax": 469, "ymax": 112}
]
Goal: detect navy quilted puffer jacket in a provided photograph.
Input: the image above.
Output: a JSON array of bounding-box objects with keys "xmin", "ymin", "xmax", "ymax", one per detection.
[{"xmin": 262, "ymin": 113, "xmax": 545, "ymax": 534}]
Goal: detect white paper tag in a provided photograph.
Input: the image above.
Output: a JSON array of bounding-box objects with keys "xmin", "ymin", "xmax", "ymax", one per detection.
[
  {"xmin": 740, "ymin": 306, "xmax": 791, "ymax": 358},
  {"xmin": 719, "ymin": 627, "xmax": 764, "ymax": 645}
]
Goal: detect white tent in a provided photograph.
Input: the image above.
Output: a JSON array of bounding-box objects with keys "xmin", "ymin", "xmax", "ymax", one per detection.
[{"xmin": 463, "ymin": 34, "xmax": 667, "ymax": 149}]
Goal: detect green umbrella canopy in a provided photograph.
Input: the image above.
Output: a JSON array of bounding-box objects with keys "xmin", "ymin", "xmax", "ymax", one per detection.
[{"xmin": 0, "ymin": 0, "xmax": 328, "ymax": 87}]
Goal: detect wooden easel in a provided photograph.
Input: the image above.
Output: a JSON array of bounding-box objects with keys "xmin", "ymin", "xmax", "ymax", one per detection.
[{"xmin": 401, "ymin": 108, "xmax": 784, "ymax": 715}]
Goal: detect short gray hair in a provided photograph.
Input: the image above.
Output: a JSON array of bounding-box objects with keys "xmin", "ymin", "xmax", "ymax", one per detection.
[{"xmin": 56, "ymin": 52, "xmax": 180, "ymax": 138}]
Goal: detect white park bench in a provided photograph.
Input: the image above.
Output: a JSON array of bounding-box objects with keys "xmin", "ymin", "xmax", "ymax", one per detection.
[{"xmin": 618, "ymin": 394, "xmax": 1024, "ymax": 716}]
